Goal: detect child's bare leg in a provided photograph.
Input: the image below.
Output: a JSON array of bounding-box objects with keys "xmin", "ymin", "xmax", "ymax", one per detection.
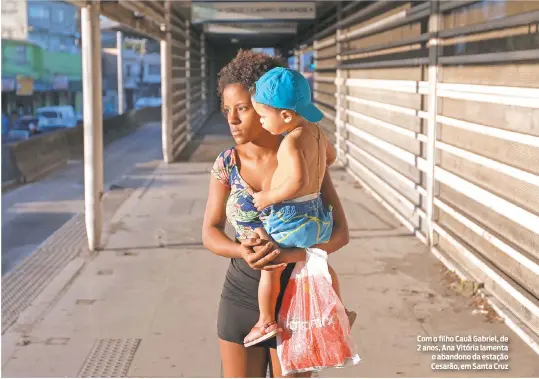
[
  {"xmin": 244, "ymin": 227, "xmax": 284, "ymax": 346},
  {"xmin": 253, "ymin": 227, "xmax": 281, "ymax": 324},
  {"xmin": 243, "ymin": 265, "xmax": 284, "ymax": 346},
  {"xmin": 258, "ymin": 269, "xmax": 282, "ymax": 324}
]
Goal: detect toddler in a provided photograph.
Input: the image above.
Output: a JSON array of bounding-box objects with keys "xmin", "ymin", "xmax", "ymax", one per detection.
[{"xmin": 243, "ymin": 67, "xmax": 355, "ymax": 347}]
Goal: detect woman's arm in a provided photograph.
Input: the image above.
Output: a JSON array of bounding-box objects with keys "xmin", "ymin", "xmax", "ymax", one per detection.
[
  {"xmin": 203, "ymin": 177, "xmax": 284, "ymax": 268},
  {"xmin": 313, "ymin": 171, "xmax": 350, "ymax": 254},
  {"xmin": 202, "ymin": 176, "xmax": 244, "ymax": 259},
  {"xmin": 249, "ymin": 239, "xmax": 306, "ymax": 267},
  {"xmin": 252, "ymin": 171, "xmax": 349, "ymax": 266}
]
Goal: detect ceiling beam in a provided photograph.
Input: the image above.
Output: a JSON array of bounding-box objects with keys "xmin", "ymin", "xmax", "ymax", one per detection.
[
  {"xmin": 118, "ymin": 0, "xmax": 165, "ymax": 25},
  {"xmin": 65, "ymin": 0, "xmax": 165, "ymax": 40}
]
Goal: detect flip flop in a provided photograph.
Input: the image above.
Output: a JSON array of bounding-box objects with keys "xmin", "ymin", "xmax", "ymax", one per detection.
[{"xmin": 244, "ymin": 321, "xmax": 279, "ymax": 348}]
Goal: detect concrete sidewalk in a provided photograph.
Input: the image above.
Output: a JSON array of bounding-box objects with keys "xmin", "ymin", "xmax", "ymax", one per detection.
[
  {"xmin": 2, "ymin": 149, "xmax": 538, "ymax": 377},
  {"xmin": 2, "ymin": 121, "xmax": 164, "ymax": 275}
]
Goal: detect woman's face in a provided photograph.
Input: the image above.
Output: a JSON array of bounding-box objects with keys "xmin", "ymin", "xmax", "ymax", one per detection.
[{"xmin": 222, "ymin": 84, "xmax": 266, "ymax": 145}]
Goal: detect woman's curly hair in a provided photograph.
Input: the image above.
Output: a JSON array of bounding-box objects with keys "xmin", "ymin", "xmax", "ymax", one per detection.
[{"xmin": 217, "ymin": 49, "xmax": 286, "ymax": 97}]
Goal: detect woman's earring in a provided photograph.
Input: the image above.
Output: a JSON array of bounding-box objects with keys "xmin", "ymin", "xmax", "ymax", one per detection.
[{"xmin": 285, "ymin": 117, "xmax": 291, "ymax": 123}]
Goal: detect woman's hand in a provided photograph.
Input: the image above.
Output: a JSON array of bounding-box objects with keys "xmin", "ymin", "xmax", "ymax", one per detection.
[{"xmin": 240, "ymin": 236, "xmax": 287, "ymax": 271}]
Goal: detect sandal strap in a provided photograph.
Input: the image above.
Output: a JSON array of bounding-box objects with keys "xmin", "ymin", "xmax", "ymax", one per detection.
[{"xmin": 262, "ymin": 320, "xmax": 277, "ymax": 329}]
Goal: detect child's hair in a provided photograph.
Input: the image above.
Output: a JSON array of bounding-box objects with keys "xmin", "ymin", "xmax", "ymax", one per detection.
[
  {"xmin": 217, "ymin": 49, "xmax": 286, "ymax": 97},
  {"xmin": 248, "ymin": 84, "xmax": 256, "ymax": 97}
]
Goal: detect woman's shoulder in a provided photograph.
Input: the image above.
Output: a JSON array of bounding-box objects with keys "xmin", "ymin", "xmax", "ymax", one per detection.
[
  {"xmin": 211, "ymin": 147, "xmax": 237, "ymax": 186},
  {"xmin": 215, "ymin": 146, "xmax": 237, "ymax": 167},
  {"xmin": 212, "ymin": 147, "xmax": 237, "ymax": 174}
]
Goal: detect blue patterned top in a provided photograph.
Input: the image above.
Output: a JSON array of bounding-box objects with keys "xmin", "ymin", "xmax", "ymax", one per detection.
[{"xmin": 211, "ymin": 147, "xmax": 263, "ymax": 240}]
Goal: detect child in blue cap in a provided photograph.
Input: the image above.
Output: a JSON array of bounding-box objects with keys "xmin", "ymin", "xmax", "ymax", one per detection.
[{"xmin": 243, "ymin": 67, "xmax": 355, "ymax": 347}]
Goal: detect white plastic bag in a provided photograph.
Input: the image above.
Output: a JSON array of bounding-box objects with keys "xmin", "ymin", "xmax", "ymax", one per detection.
[{"xmin": 277, "ymin": 248, "xmax": 360, "ymax": 375}]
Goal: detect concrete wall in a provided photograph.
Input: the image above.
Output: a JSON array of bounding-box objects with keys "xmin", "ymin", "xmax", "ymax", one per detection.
[{"xmin": 2, "ymin": 106, "xmax": 161, "ymax": 189}]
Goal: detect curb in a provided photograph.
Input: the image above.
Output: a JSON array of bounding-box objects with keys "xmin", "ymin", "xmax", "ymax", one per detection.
[{"xmin": 1, "ymin": 179, "xmax": 22, "ymax": 192}]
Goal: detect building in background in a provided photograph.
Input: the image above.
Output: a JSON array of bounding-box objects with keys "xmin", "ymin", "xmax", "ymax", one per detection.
[
  {"xmin": 101, "ymin": 25, "xmax": 161, "ymax": 114},
  {"xmin": 27, "ymin": 1, "xmax": 80, "ymax": 55},
  {"xmin": 1, "ymin": 0, "xmax": 82, "ymax": 116},
  {"xmin": 140, "ymin": 52, "xmax": 161, "ymax": 98},
  {"xmin": 102, "ymin": 47, "xmax": 143, "ymax": 114}
]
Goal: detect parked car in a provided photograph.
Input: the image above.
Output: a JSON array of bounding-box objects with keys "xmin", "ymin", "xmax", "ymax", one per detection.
[
  {"xmin": 36, "ymin": 106, "xmax": 78, "ymax": 132},
  {"xmin": 134, "ymin": 97, "xmax": 161, "ymax": 109},
  {"xmin": 7, "ymin": 116, "xmax": 40, "ymax": 141}
]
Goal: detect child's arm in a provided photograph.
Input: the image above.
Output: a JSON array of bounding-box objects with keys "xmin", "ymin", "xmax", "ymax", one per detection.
[{"xmin": 253, "ymin": 137, "xmax": 308, "ymax": 211}]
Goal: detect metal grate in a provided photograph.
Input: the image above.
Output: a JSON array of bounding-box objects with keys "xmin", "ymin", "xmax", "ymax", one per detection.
[{"xmin": 78, "ymin": 338, "xmax": 141, "ymax": 378}]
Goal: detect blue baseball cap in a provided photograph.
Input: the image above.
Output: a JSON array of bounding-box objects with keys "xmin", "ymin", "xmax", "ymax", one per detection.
[{"xmin": 252, "ymin": 67, "xmax": 324, "ymax": 123}]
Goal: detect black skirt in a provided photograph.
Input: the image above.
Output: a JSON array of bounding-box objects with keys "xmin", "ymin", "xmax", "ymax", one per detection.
[{"xmin": 217, "ymin": 258, "xmax": 295, "ymax": 348}]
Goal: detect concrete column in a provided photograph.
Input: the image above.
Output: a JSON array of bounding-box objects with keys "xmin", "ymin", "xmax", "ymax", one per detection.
[
  {"xmin": 117, "ymin": 31, "xmax": 124, "ymax": 114},
  {"xmin": 81, "ymin": 2, "xmax": 104, "ymax": 251},
  {"xmin": 161, "ymin": 29, "xmax": 173, "ymax": 163}
]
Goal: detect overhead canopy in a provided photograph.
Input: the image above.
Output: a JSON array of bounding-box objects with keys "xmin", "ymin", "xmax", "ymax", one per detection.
[
  {"xmin": 66, "ymin": 0, "xmax": 171, "ymax": 41},
  {"xmin": 192, "ymin": 1, "xmax": 335, "ymax": 48},
  {"xmin": 67, "ymin": 1, "xmax": 340, "ymax": 49},
  {"xmin": 191, "ymin": 2, "xmax": 316, "ymax": 23}
]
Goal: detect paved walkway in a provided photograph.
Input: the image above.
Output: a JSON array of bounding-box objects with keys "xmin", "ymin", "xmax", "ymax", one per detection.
[
  {"xmin": 1, "ymin": 121, "xmax": 163, "ymax": 274},
  {"xmin": 2, "ymin": 117, "xmax": 538, "ymax": 377}
]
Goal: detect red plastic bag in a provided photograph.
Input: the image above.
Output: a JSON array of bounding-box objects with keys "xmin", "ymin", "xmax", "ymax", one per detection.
[{"xmin": 277, "ymin": 248, "xmax": 360, "ymax": 376}]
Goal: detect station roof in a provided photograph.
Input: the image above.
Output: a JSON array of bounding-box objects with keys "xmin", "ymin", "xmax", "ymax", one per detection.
[{"xmin": 67, "ymin": 1, "xmax": 343, "ymax": 50}]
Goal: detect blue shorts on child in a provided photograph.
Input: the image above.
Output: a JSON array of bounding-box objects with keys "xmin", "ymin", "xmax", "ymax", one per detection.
[{"xmin": 260, "ymin": 193, "xmax": 333, "ymax": 249}]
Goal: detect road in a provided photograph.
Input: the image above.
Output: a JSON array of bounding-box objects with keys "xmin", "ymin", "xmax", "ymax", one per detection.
[{"xmin": 1, "ymin": 121, "xmax": 163, "ymax": 275}]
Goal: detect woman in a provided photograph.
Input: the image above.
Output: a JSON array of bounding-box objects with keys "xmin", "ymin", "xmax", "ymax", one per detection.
[{"xmin": 202, "ymin": 50, "xmax": 350, "ymax": 378}]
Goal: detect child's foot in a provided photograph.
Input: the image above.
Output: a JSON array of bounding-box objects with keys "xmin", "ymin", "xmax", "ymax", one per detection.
[
  {"xmin": 243, "ymin": 320, "xmax": 280, "ymax": 348},
  {"xmin": 346, "ymin": 309, "xmax": 357, "ymax": 328}
]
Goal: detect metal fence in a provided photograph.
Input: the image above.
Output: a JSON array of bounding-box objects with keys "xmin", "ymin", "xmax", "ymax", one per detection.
[
  {"xmin": 163, "ymin": 3, "xmax": 214, "ymax": 161},
  {"xmin": 310, "ymin": 0, "xmax": 539, "ymax": 342}
]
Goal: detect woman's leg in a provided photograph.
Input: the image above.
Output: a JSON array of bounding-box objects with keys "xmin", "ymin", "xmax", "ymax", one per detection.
[
  {"xmin": 268, "ymin": 348, "xmax": 311, "ymax": 378},
  {"xmin": 220, "ymin": 339, "xmax": 268, "ymax": 378}
]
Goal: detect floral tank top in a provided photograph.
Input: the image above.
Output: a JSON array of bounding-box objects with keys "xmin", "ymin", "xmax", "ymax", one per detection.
[{"xmin": 210, "ymin": 147, "xmax": 263, "ymax": 240}]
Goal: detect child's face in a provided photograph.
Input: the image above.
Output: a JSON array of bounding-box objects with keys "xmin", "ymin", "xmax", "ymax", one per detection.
[{"xmin": 252, "ymin": 98, "xmax": 290, "ymax": 136}]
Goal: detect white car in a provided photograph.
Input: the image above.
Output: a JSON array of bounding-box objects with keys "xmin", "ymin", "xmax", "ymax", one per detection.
[
  {"xmin": 134, "ymin": 97, "xmax": 162, "ymax": 109},
  {"xmin": 36, "ymin": 106, "xmax": 78, "ymax": 131}
]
